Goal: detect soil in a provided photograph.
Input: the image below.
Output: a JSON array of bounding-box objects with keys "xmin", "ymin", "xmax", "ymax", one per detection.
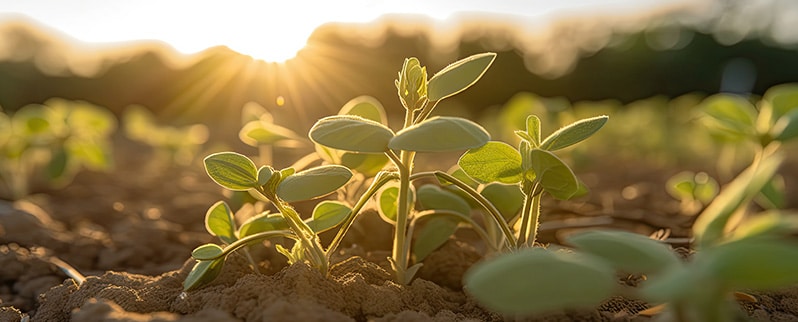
[{"xmin": 2, "ymin": 137, "xmax": 798, "ymax": 322}]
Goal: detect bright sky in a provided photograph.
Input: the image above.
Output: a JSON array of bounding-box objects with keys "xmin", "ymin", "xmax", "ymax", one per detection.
[{"xmin": 0, "ymin": 0, "xmax": 690, "ymax": 62}]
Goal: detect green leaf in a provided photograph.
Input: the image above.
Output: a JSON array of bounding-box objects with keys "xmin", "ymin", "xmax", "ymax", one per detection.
[
  {"xmin": 340, "ymin": 152, "xmax": 389, "ymax": 177},
  {"xmin": 204, "ymin": 201, "xmax": 237, "ymax": 244},
  {"xmin": 412, "ymin": 215, "xmax": 460, "ymax": 262},
  {"xmin": 276, "ymin": 165, "xmax": 352, "ymax": 202},
  {"xmin": 567, "ymin": 230, "xmax": 681, "ymax": 275},
  {"xmin": 700, "ymin": 94, "xmax": 757, "ymax": 138},
  {"xmin": 702, "ymin": 239, "xmax": 798, "ymax": 290},
  {"xmin": 465, "ymin": 248, "xmax": 615, "ymax": 315},
  {"xmin": 458, "ymin": 141, "xmax": 523, "ymax": 184},
  {"xmin": 338, "ymin": 95, "xmax": 388, "ymax": 124},
  {"xmin": 526, "ymin": 115, "xmax": 542, "ymax": 146},
  {"xmin": 238, "ymin": 212, "xmax": 289, "ymax": 237},
  {"xmin": 390, "ymin": 117, "xmax": 490, "ymax": 152},
  {"xmin": 526, "ymin": 149, "xmax": 579, "ymax": 200},
  {"xmin": 377, "ymin": 185, "xmax": 399, "ymax": 223},
  {"xmin": 47, "ymin": 146, "xmax": 69, "ymax": 180},
  {"xmin": 257, "ymin": 166, "xmax": 274, "ymax": 187},
  {"xmin": 416, "ymin": 184, "xmax": 471, "ymax": 216},
  {"xmin": 693, "ymin": 149, "xmax": 784, "ymax": 248},
  {"xmin": 427, "ymin": 52, "xmax": 496, "ymax": 101},
  {"xmin": 377, "ymin": 183, "xmax": 415, "ymax": 224},
  {"xmin": 204, "ymin": 152, "xmax": 259, "ymax": 191},
  {"xmin": 763, "ymin": 83, "xmax": 798, "ymax": 124},
  {"xmin": 772, "ymin": 108, "xmax": 798, "ymax": 142},
  {"xmin": 309, "ymin": 115, "xmax": 394, "ymax": 153},
  {"xmin": 191, "ymin": 243, "xmax": 224, "ymax": 260},
  {"xmin": 730, "ymin": 211, "xmax": 798, "ymax": 241},
  {"xmin": 238, "ymin": 120, "xmax": 300, "ymax": 146},
  {"xmin": 306, "ymin": 201, "xmax": 351, "ymax": 233},
  {"xmin": 539, "ymin": 115, "xmax": 608, "ymax": 151},
  {"xmin": 755, "ymin": 174, "xmax": 786, "ymax": 209},
  {"xmin": 183, "ymin": 258, "xmax": 225, "ymax": 291},
  {"xmin": 480, "ymin": 183, "xmax": 524, "ymax": 221},
  {"xmin": 66, "ymin": 137, "xmax": 112, "ymax": 170}
]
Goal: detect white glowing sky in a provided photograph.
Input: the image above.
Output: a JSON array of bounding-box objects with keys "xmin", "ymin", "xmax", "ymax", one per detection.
[{"xmin": 1, "ymin": 0, "xmax": 690, "ymax": 62}]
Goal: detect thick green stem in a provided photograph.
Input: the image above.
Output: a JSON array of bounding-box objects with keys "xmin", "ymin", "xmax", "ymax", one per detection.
[{"xmin": 390, "ymin": 110, "xmax": 418, "ymax": 285}]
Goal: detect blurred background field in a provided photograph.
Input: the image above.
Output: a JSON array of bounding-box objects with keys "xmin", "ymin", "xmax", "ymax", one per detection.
[{"xmin": 2, "ymin": 0, "xmax": 798, "ymax": 186}]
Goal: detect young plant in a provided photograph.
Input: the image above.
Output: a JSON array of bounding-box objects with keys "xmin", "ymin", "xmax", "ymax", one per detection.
[
  {"xmin": 465, "ymin": 84, "xmax": 798, "ymax": 321},
  {"xmin": 0, "ymin": 99, "xmax": 116, "ymax": 199},
  {"xmin": 309, "ymin": 53, "xmax": 496, "ymax": 284},
  {"xmin": 184, "ymin": 151, "xmax": 400, "ymax": 290},
  {"xmin": 458, "ymin": 114, "xmax": 608, "ymax": 247},
  {"xmin": 238, "ymin": 101, "xmax": 305, "ymax": 166}
]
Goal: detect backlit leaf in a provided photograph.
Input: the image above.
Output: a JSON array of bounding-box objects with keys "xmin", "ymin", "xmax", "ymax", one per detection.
[
  {"xmin": 183, "ymin": 258, "xmax": 225, "ymax": 291},
  {"xmin": 526, "ymin": 115, "xmax": 542, "ymax": 146},
  {"xmin": 204, "ymin": 152, "xmax": 259, "ymax": 191},
  {"xmin": 309, "ymin": 115, "xmax": 394, "ymax": 153},
  {"xmin": 763, "ymin": 83, "xmax": 798, "ymax": 124},
  {"xmin": 307, "ymin": 201, "xmax": 351, "ymax": 233},
  {"xmin": 239, "ymin": 212, "xmax": 289, "ymax": 237},
  {"xmin": 540, "ymin": 115, "xmax": 608, "ymax": 151},
  {"xmin": 191, "ymin": 243, "xmax": 224, "ymax": 260},
  {"xmin": 238, "ymin": 120, "xmax": 300, "ymax": 146},
  {"xmin": 390, "ymin": 117, "xmax": 490, "ymax": 152},
  {"xmin": 772, "ymin": 108, "xmax": 798, "ymax": 142},
  {"xmin": 416, "ymin": 184, "xmax": 471, "ymax": 216},
  {"xmin": 205, "ymin": 201, "xmax": 237, "ymax": 244},
  {"xmin": 427, "ymin": 53, "xmax": 496, "ymax": 101},
  {"xmin": 340, "ymin": 152, "xmax": 389, "ymax": 177},
  {"xmin": 481, "ymin": 183, "xmax": 524, "ymax": 221},
  {"xmin": 338, "ymin": 95, "xmax": 388, "ymax": 124},
  {"xmin": 527, "ymin": 149, "xmax": 579, "ymax": 200},
  {"xmin": 276, "ymin": 165, "xmax": 352, "ymax": 202},
  {"xmin": 458, "ymin": 141, "xmax": 523, "ymax": 184},
  {"xmin": 465, "ymin": 248, "xmax": 615, "ymax": 315}
]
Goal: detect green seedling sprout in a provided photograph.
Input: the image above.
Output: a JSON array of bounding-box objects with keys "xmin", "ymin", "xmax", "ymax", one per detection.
[
  {"xmin": 239, "ymin": 101, "xmax": 305, "ymax": 166},
  {"xmin": 458, "ymin": 114, "xmax": 608, "ymax": 247},
  {"xmin": 309, "ymin": 53, "xmax": 496, "ymax": 284},
  {"xmin": 666, "ymin": 171, "xmax": 719, "ymax": 215},
  {"xmin": 465, "ymin": 84, "xmax": 798, "ymax": 321},
  {"xmin": 0, "ymin": 99, "xmax": 116, "ymax": 200},
  {"xmin": 185, "ymin": 151, "xmax": 400, "ymax": 290}
]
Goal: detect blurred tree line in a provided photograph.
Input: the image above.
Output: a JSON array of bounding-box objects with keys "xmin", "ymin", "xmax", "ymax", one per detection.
[{"xmin": 1, "ymin": 18, "xmax": 797, "ymax": 142}]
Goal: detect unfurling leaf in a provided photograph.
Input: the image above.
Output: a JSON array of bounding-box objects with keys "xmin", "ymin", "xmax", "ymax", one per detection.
[
  {"xmin": 204, "ymin": 152, "xmax": 259, "ymax": 191},
  {"xmin": 276, "ymin": 165, "xmax": 352, "ymax": 202},
  {"xmin": 389, "ymin": 117, "xmax": 489, "ymax": 152},
  {"xmin": 428, "ymin": 53, "xmax": 496, "ymax": 101},
  {"xmin": 309, "ymin": 115, "xmax": 394, "ymax": 153}
]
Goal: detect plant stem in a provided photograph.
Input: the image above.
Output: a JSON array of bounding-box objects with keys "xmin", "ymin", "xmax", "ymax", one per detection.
[
  {"xmin": 391, "ymin": 110, "xmax": 417, "ymax": 285},
  {"xmin": 326, "ymin": 171, "xmax": 398, "ymax": 260},
  {"xmin": 411, "ymin": 171, "xmax": 517, "ymax": 250},
  {"xmin": 517, "ymin": 186, "xmax": 542, "ymax": 247}
]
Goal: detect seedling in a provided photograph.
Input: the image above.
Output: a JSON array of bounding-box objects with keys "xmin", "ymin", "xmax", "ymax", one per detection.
[
  {"xmin": 309, "ymin": 53, "xmax": 496, "ymax": 284},
  {"xmin": 184, "ymin": 151, "xmax": 400, "ymax": 290},
  {"xmin": 0, "ymin": 99, "xmax": 116, "ymax": 199},
  {"xmin": 465, "ymin": 83, "xmax": 798, "ymax": 321},
  {"xmin": 666, "ymin": 171, "xmax": 718, "ymax": 215},
  {"xmin": 458, "ymin": 114, "xmax": 608, "ymax": 247}
]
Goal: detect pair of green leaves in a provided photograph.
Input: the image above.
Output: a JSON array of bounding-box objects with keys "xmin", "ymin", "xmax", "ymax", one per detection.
[
  {"xmin": 459, "ymin": 115, "xmax": 608, "ymax": 200},
  {"xmin": 309, "ymin": 115, "xmax": 490, "ymax": 154},
  {"xmin": 204, "ymin": 152, "xmax": 352, "ymax": 203}
]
